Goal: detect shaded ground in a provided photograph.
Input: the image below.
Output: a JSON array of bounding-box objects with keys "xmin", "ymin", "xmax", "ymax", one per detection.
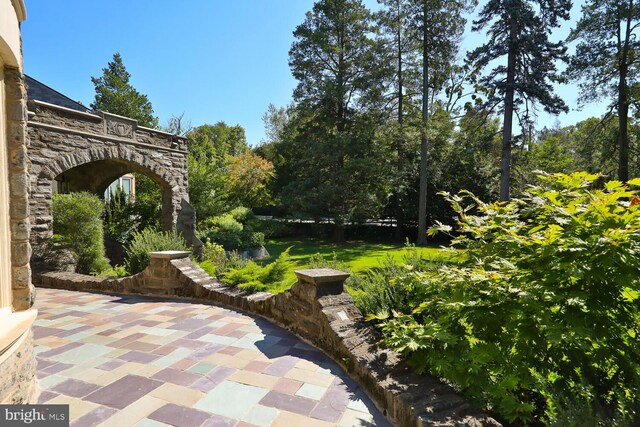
[{"xmin": 34, "ymin": 288, "xmax": 390, "ymax": 427}]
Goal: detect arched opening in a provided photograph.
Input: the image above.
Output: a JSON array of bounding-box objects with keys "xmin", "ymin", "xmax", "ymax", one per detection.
[
  {"xmin": 51, "ymin": 159, "xmax": 172, "ymax": 268},
  {"xmin": 30, "ymin": 146, "xmax": 189, "ymax": 273}
]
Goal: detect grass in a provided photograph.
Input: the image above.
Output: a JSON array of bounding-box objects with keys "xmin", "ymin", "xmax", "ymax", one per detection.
[
  {"xmin": 212, "ymin": 237, "xmax": 455, "ymax": 295},
  {"xmin": 261, "ymin": 237, "xmax": 453, "ymax": 273}
]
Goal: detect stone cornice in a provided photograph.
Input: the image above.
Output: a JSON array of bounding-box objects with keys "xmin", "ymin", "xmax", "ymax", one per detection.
[
  {"xmin": 138, "ymin": 125, "xmax": 188, "ymax": 142},
  {"xmin": 28, "ymin": 99, "xmax": 98, "ymax": 121},
  {"xmin": 27, "ymin": 120, "xmax": 188, "ymax": 155},
  {"xmin": 28, "ymin": 100, "xmax": 188, "ymax": 143}
]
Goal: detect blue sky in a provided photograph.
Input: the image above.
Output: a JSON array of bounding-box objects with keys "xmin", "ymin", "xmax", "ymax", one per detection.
[{"xmin": 22, "ymin": 0, "xmax": 607, "ymax": 145}]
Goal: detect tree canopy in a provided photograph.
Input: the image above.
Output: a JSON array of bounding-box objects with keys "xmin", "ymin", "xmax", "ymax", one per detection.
[{"xmin": 91, "ymin": 52, "xmax": 159, "ymax": 128}]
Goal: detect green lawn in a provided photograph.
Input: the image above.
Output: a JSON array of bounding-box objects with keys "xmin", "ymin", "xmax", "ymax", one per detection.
[{"xmin": 262, "ymin": 237, "xmax": 453, "ymax": 273}]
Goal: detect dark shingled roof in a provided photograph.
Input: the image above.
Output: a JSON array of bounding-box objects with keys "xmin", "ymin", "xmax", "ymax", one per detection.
[{"xmin": 26, "ymin": 75, "xmax": 90, "ymax": 113}]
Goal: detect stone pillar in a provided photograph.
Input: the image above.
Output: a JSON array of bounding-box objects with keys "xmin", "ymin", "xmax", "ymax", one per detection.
[
  {"xmin": 177, "ymin": 199, "xmax": 203, "ymax": 257},
  {"xmin": 293, "ymin": 268, "xmax": 350, "ymax": 300},
  {"xmin": 5, "ymin": 68, "xmax": 33, "ymax": 309},
  {"xmin": 143, "ymin": 251, "xmax": 190, "ymax": 295},
  {"xmin": 277, "ymin": 269, "xmax": 351, "ymax": 339}
]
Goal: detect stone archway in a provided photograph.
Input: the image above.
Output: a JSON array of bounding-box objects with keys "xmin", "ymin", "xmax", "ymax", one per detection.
[
  {"xmin": 39, "ymin": 145, "xmax": 180, "ymax": 230},
  {"xmin": 27, "ymin": 100, "xmax": 200, "ymax": 272}
]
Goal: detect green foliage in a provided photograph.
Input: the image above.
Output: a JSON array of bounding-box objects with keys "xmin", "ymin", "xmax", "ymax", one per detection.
[
  {"xmin": 187, "ymin": 122, "xmax": 249, "ymax": 220},
  {"xmin": 90, "ymin": 52, "xmax": 158, "ymax": 128},
  {"xmin": 100, "ymin": 265, "xmax": 128, "ymax": 278},
  {"xmin": 347, "ymin": 245, "xmax": 431, "ymax": 316},
  {"xmin": 201, "ymin": 240, "xmax": 225, "ymax": 266},
  {"xmin": 131, "ymin": 173, "xmax": 162, "ymax": 232},
  {"xmin": 52, "ymin": 192, "xmax": 110, "ymax": 275},
  {"xmin": 229, "ymin": 206, "xmax": 254, "ymax": 223},
  {"xmin": 376, "ymin": 172, "xmax": 640, "ymax": 424},
  {"xmin": 188, "ymin": 153, "xmax": 228, "ymax": 220},
  {"xmin": 468, "ymin": 0, "xmax": 570, "ymax": 199},
  {"xmin": 103, "ymin": 185, "xmax": 136, "ymax": 244},
  {"xmin": 124, "ymin": 228, "xmax": 188, "ymax": 275},
  {"xmin": 200, "ymin": 210, "xmax": 265, "ymax": 252},
  {"xmin": 199, "ymin": 260, "xmax": 217, "ymax": 278},
  {"xmin": 567, "ymin": 0, "xmax": 639, "ymax": 181},
  {"xmin": 217, "ymin": 251, "xmax": 249, "ymax": 276},
  {"xmin": 285, "ymin": 0, "xmax": 393, "ymax": 239},
  {"xmin": 222, "ymin": 249, "xmax": 293, "ymax": 293}
]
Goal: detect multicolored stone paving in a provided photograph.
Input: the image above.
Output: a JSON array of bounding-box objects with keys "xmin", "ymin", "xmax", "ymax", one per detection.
[{"xmin": 33, "ymin": 288, "xmax": 390, "ymax": 427}]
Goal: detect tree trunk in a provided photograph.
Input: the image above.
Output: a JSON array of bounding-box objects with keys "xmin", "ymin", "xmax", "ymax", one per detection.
[
  {"xmin": 417, "ymin": 0, "xmax": 429, "ymax": 245},
  {"xmin": 332, "ymin": 222, "xmax": 345, "ymax": 243},
  {"xmin": 618, "ymin": 79, "xmax": 629, "ymax": 182},
  {"xmin": 395, "ymin": 4, "xmax": 405, "ymax": 240},
  {"xmin": 617, "ymin": 3, "xmax": 632, "ymax": 182},
  {"xmin": 500, "ymin": 16, "xmax": 517, "ymax": 201}
]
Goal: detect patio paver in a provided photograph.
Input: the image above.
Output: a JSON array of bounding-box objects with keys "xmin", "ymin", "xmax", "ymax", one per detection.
[{"xmin": 34, "ymin": 288, "xmax": 390, "ymax": 426}]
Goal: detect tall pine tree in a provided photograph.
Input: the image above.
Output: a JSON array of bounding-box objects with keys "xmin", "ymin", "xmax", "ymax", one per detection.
[
  {"xmin": 288, "ymin": 0, "xmax": 391, "ymax": 241},
  {"xmin": 91, "ymin": 53, "xmax": 159, "ymax": 128},
  {"xmin": 567, "ymin": 0, "xmax": 640, "ymax": 181},
  {"xmin": 411, "ymin": 0, "xmax": 469, "ymax": 243},
  {"xmin": 468, "ymin": 0, "xmax": 571, "ymax": 200},
  {"xmin": 376, "ymin": 0, "xmax": 420, "ymax": 238}
]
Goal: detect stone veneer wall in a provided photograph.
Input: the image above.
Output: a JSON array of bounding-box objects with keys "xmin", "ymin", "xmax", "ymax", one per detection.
[
  {"xmin": 38, "ymin": 252, "xmax": 501, "ymax": 427},
  {"xmin": 6, "ymin": 67, "xmax": 33, "ymax": 310},
  {"xmin": 0, "ymin": 329, "xmax": 37, "ymax": 404}
]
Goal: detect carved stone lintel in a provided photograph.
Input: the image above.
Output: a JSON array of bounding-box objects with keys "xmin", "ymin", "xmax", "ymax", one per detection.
[
  {"xmin": 106, "ymin": 120, "xmax": 134, "ymax": 138},
  {"xmin": 101, "ymin": 111, "xmax": 137, "ymax": 139}
]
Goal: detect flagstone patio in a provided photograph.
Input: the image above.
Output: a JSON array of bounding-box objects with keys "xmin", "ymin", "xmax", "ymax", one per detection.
[{"xmin": 33, "ymin": 288, "xmax": 390, "ymax": 427}]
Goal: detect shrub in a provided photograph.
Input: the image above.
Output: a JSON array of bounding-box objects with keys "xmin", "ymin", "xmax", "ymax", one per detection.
[
  {"xmin": 199, "ymin": 260, "xmax": 217, "ymax": 278},
  {"xmin": 125, "ymin": 228, "xmax": 188, "ymax": 275},
  {"xmin": 201, "ymin": 210, "xmax": 266, "ymax": 251},
  {"xmin": 241, "ymin": 230, "xmax": 264, "ymax": 249},
  {"xmin": 52, "ymin": 192, "xmax": 110, "ymax": 274},
  {"xmin": 200, "ymin": 214, "xmax": 243, "ymax": 250},
  {"xmin": 217, "ymin": 250, "xmax": 249, "ymax": 276},
  {"xmin": 375, "ymin": 172, "xmax": 640, "ymax": 424},
  {"xmin": 222, "ymin": 249, "xmax": 293, "ymax": 293},
  {"xmin": 100, "ymin": 265, "xmax": 128, "ymax": 278},
  {"xmin": 103, "ymin": 186, "xmax": 136, "ymax": 244},
  {"xmin": 202, "ymin": 240, "xmax": 225, "ymax": 266},
  {"xmin": 229, "ymin": 206, "xmax": 255, "ymax": 223},
  {"xmin": 347, "ymin": 245, "xmax": 432, "ymax": 316}
]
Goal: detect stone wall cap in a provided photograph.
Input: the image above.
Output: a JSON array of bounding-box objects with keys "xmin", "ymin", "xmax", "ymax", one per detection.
[
  {"xmin": 294, "ymin": 268, "xmax": 350, "ymax": 285},
  {"xmin": 29, "ymin": 99, "xmax": 100, "ymax": 121},
  {"xmin": 149, "ymin": 250, "xmax": 191, "ymax": 259}
]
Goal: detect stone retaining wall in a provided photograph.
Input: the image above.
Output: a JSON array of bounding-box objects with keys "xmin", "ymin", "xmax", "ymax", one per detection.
[{"xmin": 37, "ymin": 252, "xmax": 501, "ymax": 427}]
